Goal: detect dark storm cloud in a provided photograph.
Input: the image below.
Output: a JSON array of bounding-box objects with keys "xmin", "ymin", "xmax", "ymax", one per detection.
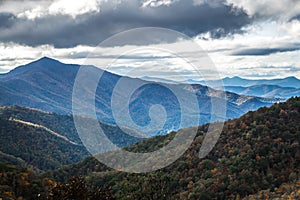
[
  {"xmin": 231, "ymin": 47, "xmax": 300, "ymax": 56},
  {"xmin": 0, "ymin": 0, "xmax": 251, "ymax": 47},
  {"xmin": 290, "ymin": 14, "xmax": 300, "ymax": 21},
  {"xmin": 0, "ymin": 12, "xmax": 17, "ymax": 28}
]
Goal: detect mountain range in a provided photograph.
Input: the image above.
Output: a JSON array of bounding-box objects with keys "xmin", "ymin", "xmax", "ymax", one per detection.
[
  {"xmin": 222, "ymin": 76, "xmax": 300, "ymax": 88},
  {"xmin": 224, "ymin": 84, "xmax": 300, "ymax": 99},
  {"xmin": 184, "ymin": 76, "xmax": 300, "ymax": 89},
  {"xmin": 0, "ymin": 57, "xmax": 299, "ymax": 199},
  {"xmin": 0, "ymin": 57, "xmax": 277, "ymax": 136},
  {"xmin": 143, "ymin": 75, "xmax": 300, "ymax": 99}
]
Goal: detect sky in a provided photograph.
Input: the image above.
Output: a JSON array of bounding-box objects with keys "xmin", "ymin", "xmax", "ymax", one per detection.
[{"xmin": 0, "ymin": 0, "xmax": 299, "ymax": 80}]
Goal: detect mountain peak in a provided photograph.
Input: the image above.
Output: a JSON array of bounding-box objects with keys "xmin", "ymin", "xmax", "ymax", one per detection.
[
  {"xmin": 40, "ymin": 56, "xmax": 52, "ymax": 60},
  {"xmin": 3, "ymin": 57, "xmax": 74, "ymax": 79},
  {"xmin": 223, "ymin": 76, "xmax": 244, "ymax": 81},
  {"xmin": 284, "ymin": 76, "xmax": 299, "ymax": 81},
  {"xmin": 231, "ymin": 76, "xmax": 243, "ymax": 80},
  {"xmin": 35, "ymin": 56, "xmax": 61, "ymax": 64}
]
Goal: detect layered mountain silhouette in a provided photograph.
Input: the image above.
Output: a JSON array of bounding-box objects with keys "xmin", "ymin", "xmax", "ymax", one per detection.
[
  {"xmin": 224, "ymin": 84, "xmax": 300, "ymax": 98},
  {"xmin": 0, "ymin": 57, "xmax": 276, "ymax": 135},
  {"xmin": 185, "ymin": 76, "xmax": 300, "ymax": 88},
  {"xmin": 148, "ymin": 76, "xmax": 300, "ymax": 99},
  {"xmin": 221, "ymin": 76, "xmax": 300, "ymax": 99},
  {"xmin": 222, "ymin": 76, "xmax": 300, "ymax": 88}
]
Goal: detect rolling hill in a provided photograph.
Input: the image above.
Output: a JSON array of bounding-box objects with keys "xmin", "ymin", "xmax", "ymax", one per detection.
[{"xmin": 0, "ymin": 106, "xmax": 144, "ymax": 171}]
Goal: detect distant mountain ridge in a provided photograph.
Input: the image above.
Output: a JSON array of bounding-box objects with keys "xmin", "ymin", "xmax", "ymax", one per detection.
[
  {"xmin": 183, "ymin": 76, "xmax": 300, "ymax": 88},
  {"xmin": 222, "ymin": 76, "xmax": 300, "ymax": 88},
  {"xmin": 181, "ymin": 76, "xmax": 300, "ymax": 99},
  {"xmin": 224, "ymin": 84, "xmax": 300, "ymax": 98},
  {"xmin": 0, "ymin": 57, "xmax": 276, "ymax": 135}
]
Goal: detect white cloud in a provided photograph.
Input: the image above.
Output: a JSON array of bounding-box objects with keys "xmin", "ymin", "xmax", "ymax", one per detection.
[
  {"xmin": 48, "ymin": 0, "xmax": 101, "ymax": 18},
  {"xmin": 225, "ymin": 0, "xmax": 300, "ymax": 21},
  {"xmin": 1, "ymin": 23, "xmax": 300, "ymax": 80},
  {"xmin": 141, "ymin": 0, "xmax": 176, "ymax": 8},
  {"xmin": 280, "ymin": 20, "xmax": 300, "ymax": 37},
  {"xmin": 17, "ymin": 6, "xmax": 46, "ymax": 20},
  {"xmin": 0, "ymin": 41, "xmax": 218, "ymax": 80},
  {"xmin": 0, "ymin": 6, "xmax": 299, "ymax": 80},
  {"xmin": 0, "ymin": 0, "xmax": 51, "ymax": 16},
  {"xmin": 0, "ymin": 43, "xmax": 94, "ymax": 72},
  {"xmin": 192, "ymin": 0, "xmax": 223, "ymax": 7},
  {"xmin": 1, "ymin": 0, "xmax": 107, "ymax": 19},
  {"xmin": 195, "ymin": 20, "xmax": 300, "ymax": 79}
]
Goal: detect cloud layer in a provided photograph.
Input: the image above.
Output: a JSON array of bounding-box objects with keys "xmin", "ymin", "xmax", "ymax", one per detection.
[
  {"xmin": 0, "ymin": 0, "xmax": 299, "ymax": 79},
  {"xmin": 0, "ymin": 0, "xmax": 251, "ymax": 47}
]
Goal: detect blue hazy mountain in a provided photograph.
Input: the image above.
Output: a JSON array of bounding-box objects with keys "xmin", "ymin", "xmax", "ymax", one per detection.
[
  {"xmin": 224, "ymin": 84, "xmax": 300, "ymax": 99},
  {"xmin": 141, "ymin": 76, "xmax": 180, "ymax": 84},
  {"xmin": 0, "ymin": 57, "xmax": 275, "ymax": 135},
  {"xmin": 222, "ymin": 76, "xmax": 300, "ymax": 88},
  {"xmin": 183, "ymin": 76, "xmax": 300, "ymax": 99},
  {"xmin": 184, "ymin": 76, "xmax": 300, "ymax": 88}
]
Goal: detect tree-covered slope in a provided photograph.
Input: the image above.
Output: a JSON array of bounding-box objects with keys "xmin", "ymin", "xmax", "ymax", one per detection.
[
  {"xmin": 0, "ymin": 163, "xmax": 53, "ymax": 199},
  {"xmin": 0, "ymin": 106, "xmax": 144, "ymax": 171},
  {"xmin": 46, "ymin": 97, "xmax": 300, "ymax": 199},
  {"xmin": 0, "ymin": 116, "xmax": 90, "ymax": 171}
]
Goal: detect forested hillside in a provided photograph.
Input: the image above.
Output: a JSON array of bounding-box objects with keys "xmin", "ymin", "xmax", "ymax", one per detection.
[
  {"xmin": 0, "ymin": 115, "xmax": 90, "ymax": 171},
  {"xmin": 0, "ymin": 106, "xmax": 144, "ymax": 171},
  {"xmin": 42, "ymin": 97, "xmax": 300, "ymax": 199}
]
